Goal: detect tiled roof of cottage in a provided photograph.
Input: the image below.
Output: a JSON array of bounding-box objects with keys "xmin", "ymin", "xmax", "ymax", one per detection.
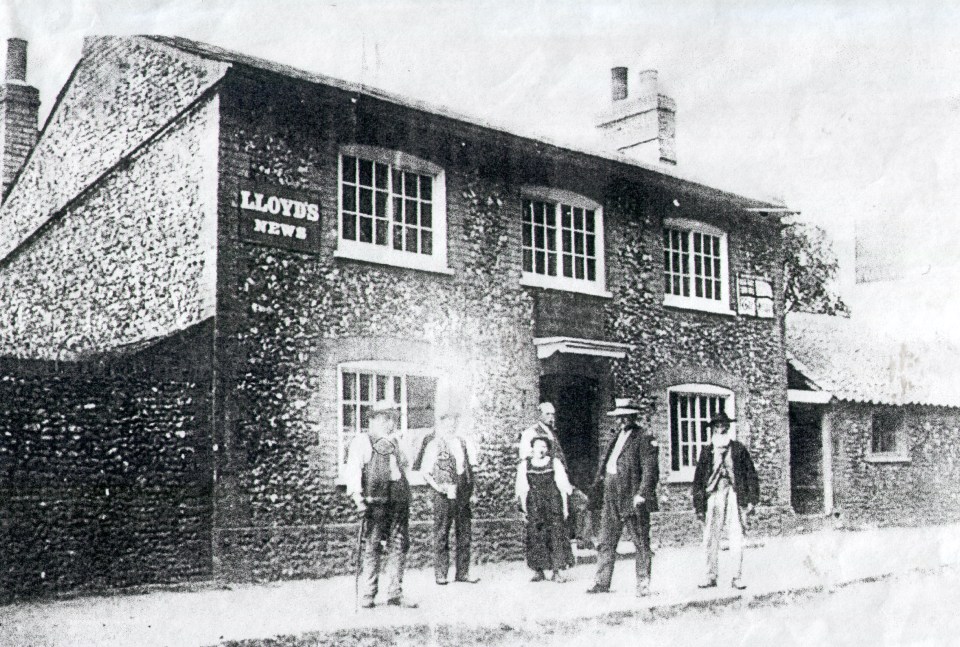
[{"xmin": 786, "ymin": 312, "xmax": 960, "ymax": 408}]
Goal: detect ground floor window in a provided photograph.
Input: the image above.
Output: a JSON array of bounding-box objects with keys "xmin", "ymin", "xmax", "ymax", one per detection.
[
  {"xmin": 337, "ymin": 362, "xmax": 437, "ymax": 469},
  {"xmin": 870, "ymin": 408, "xmax": 904, "ymax": 455},
  {"xmin": 668, "ymin": 384, "xmax": 735, "ymax": 481}
]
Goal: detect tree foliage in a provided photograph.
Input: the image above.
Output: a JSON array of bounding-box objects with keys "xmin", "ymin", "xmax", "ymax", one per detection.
[{"xmin": 782, "ymin": 222, "xmax": 850, "ymax": 316}]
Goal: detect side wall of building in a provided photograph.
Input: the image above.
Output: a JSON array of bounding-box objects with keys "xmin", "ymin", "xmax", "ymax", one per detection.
[
  {"xmin": 0, "ymin": 97, "xmax": 220, "ymax": 359},
  {"xmin": 831, "ymin": 402, "xmax": 960, "ymax": 527},
  {"xmin": 0, "ymin": 323, "xmax": 215, "ymax": 600},
  {"xmin": 211, "ymin": 68, "xmax": 789, "ymax": 580}
]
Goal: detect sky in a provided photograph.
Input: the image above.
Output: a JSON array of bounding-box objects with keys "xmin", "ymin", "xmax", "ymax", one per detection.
[{"xmin": 2, "ymin": 0, "xmax": 959, "ymax": 338}]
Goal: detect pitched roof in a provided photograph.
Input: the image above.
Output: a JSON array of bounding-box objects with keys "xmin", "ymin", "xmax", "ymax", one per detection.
[
  {"xmin": 147, "ymin": 35, "xmax": 781, "ymax": 211},
  {"xmin": 786, "ymin": 312, "xmax": 960, "ymax": 408}
]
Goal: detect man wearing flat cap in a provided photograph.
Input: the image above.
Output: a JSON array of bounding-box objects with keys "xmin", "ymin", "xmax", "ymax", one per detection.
[
  {"xmin": 344, "ymin": 399, "xmax": 416, "ymax": 608},
  {"xmin": 691, "ymin": 410, "xmax": 759, "ymax": 590},
  {"xmin": 587, "ymin": 398, "xmax": 659, "ymax": 597}
]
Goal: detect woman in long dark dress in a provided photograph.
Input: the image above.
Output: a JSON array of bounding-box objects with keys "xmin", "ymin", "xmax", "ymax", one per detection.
[{"xmin": 516, "ymin": 436, "xmax": 573, "ymax": 582}]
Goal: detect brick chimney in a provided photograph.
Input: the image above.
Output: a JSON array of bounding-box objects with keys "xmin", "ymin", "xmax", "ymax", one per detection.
[
  {"xmin": 596, "ymin": 67, "xmax": 676, "ymax": 166},
  {"xmin": 1, "ymin": 38, "xmax": 40, "ymax": 197}
]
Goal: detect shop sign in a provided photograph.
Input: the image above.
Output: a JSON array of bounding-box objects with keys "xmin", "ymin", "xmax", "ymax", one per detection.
[{"xmin": 238, "ymin": 184, "xmax": 322, "ymax": 253}]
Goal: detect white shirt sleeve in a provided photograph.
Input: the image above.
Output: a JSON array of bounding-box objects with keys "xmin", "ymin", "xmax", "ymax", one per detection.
[
  {"xmin": 515, "ymin": 459, "xmax": 529, "ymax": 503},
  {"xmin": 553, "ymin": 457, "xmax": 574, "ymax": 496},
  {"xmin": 518, "ymin": 427, "xmax": 535, "ymax": 461},
  {"xmin": 344, "ymin": 434, "xmax": 372, "ymax": 497},
  {"xmin": 464, "ymin": 435, "xmax": 480, "ymax": 467}
]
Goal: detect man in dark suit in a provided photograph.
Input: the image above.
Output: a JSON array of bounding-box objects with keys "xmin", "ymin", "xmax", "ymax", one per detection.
[
  {"xmin": 691, "ymin": 411, "xmax": 759, "ymax": 590},
  {"xmin": 587, "ymin": 398, "xmax": 659, "ymax": 597}
]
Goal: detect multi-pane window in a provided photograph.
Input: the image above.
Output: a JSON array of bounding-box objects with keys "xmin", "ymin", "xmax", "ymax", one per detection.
[
  {"xmin": 668, "ymin": 385, "xmax": 734, "ymax": 479},
  {"xmin": 663, "ymin": 220, "xmax": 729, "ymax": 311},
  {"xmin": 871, "ymin": 409, "xmax": 903, "ymax": 454},
  {"xmin": 338, "ymin": 365, "xmax": 438, "ymax": 467},
  {"xmin": 341, "ymin": 155, "xmax": 434, "ymax": 255},
  {"xmin": 522, "ymin": 199, "xmax": 598, "ymax": 282}
]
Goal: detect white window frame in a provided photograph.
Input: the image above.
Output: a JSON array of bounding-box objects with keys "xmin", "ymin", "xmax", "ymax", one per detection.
[
  {"xmin": 865, "ymin": 407, "xmax": 911, "ymax": 463},
  {"xmin": 335, "ymin": 360, "xmax": 439, "ymax": 484},
  {"xmin": 519, "ymin": 186, "xmax": 611, "ymax": 298},
  {"xmin": 662, "ymin": 218, "xmax": 732, "ymax": 315},
  {"xmin": 336, "ymin": 145, "xmax": 451, "ymax": 274},
  {"xmin": 666, "ymin": 384, "xmax": 736, "ymax": 482}
]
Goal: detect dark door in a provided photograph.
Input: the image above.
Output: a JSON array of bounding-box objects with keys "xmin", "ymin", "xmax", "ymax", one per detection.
[
  {"xmin": 789, "ymin": 403, "xmax": 824, "ymax": 514},
  {"xmin": 540, "ymin": 374, "xmax": 599, "ymax": 492}
]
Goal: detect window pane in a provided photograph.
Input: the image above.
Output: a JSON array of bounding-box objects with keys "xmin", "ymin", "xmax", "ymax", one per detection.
[
  {"xmin": 587, "ymin": 259, "xmax": 596, "ymax": 281},
  {"xmin": 375, "ymin": 219, "xmax": 387, "ymax": 246},
  {"xmin": 562, "ymin": 253, "xmax": 572, "ymax": 278},
  {"xmin": 359, "ymin": 188, "xmax": 373, "ymax": 215},
  {"xmin": 392, "ymin": 171, "xmax": 402, "ymax": 194},
  {"xmin": 342, "ymin": 404, "xmax": 355, "ymax": 429},
  {"xmin": 375, "ymin": 163, "xmax": 388, "ymax": 189},
  {"xmin": 407, "ymin": 376, "xmax": 436, "ymax": 429},
  {"xmin": 343, "ymin": 212, "xmax": 357, "ymax": 241},
  {"xmin": 422, "ymin": 231, "xmax": 433, "ymax": 255},
  {"xmin": 405, "ymin": 199, "xmax": 418, "ymax": 224},
  {"xmin": 547, "ymin": 252, "xmax": 557, "ymax": 276},
  {"xmin": 421, "ymin": 178, "xmax": 432, "ymax": 201},
  {"xmin": 343, "ymin": 187, "xmax": 356, "ymax": 213},
  {"xmin": 392, "ymin": 224, "xmax": 404, "ymax": 250},
  {"xmin": 343, "ymin": 372, "xmax": 355, "ymax": 399},
  {"xmin": 359, "ymin": 216, "xmax": 373, "ymax": 243},
  {"xmin": 342, "ymin": 156, "xmax": 357, "ymax": 182},
  {"xmin": 358, "ymin": 159, "xmax": 373, "ymax": 187},
  {"xmin": 359, "ymin": 373, "xmax": 371, "ymax": 401},
  {"xmin": 375, "ymin": 190, "xmax": 387, "ymax": 218},
  {"xmin": 561, "ymin": 205, "xmax": 572, "ymax": 228},
  {"xmin": 421, "ymin": 202, "xmax": 432, "ymax": 228},
  {"xmin": 392, "ymin": 197, "xmax": 403, "ymax": 223},
  {"xmin": 376, "ymin": 375, "xmax": 387, "ymax": 402},
  {"xmin": 585, "ymin": 210, "xmax": 595, "ymax": 232}
]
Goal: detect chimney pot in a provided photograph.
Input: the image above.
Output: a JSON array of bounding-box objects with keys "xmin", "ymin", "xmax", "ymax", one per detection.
[
  {"xmin": 611, "ymin": 66, "xmax": 628, "ymax": 101},
  {"xmin": 6, "ymin": 38, "xmax": 27, "ymax": 82}
]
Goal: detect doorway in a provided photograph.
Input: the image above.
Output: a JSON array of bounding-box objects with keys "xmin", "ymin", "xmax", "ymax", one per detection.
[
  {"xmin": 789, "ymin": 403, "xmax": 824, "ymax": 514},
  {"xmin": 539, "ymin": 374, "xmax": 600, "ymax": 492}
]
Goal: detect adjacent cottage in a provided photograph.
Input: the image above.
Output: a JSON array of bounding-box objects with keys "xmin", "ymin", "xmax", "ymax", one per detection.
[
  {"xmin": 0, "ymin": 36, "xmax": 791, "ymax": 595},
  {"xmin": 787, "ymin": 313, "xmax": 960, "ymax": 526}
]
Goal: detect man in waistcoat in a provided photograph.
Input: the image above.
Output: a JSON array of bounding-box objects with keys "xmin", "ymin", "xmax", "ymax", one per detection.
[
  {"xmin": 344, "ymin": 399, "xmax": 416, "ymax": 609},
  {"xmin": 420, "ymin": 405, "xmax": 481, "ymax": 585},
  {"xmin": 691, "ymin": 411, "xmax": 759, "ymax": 590},
  {"xmin": 587, "ymin": 398, "xmax": 659, "ymax": 597}
]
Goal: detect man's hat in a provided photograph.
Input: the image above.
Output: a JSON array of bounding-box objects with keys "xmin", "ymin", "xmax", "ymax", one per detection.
[
  {"xmin": 606, "ymin": 398, "xmax": 641, "ymax": 417},
  {"xmin": 370, "ymin": 399, "xmax": 401, "ymax": 418},
  {"xmin": 706, "ymin": 411, "xmax": 736, "ymax": 427}
]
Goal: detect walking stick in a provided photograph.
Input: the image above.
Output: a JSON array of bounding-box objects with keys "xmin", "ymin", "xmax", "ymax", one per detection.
[{"xmin": 355, "ymin": 509, "xmax": 366, "ymax": 613}]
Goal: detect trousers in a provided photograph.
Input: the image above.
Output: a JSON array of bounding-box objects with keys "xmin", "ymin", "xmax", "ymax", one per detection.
[
  {"xmin": 593, "ymin": 475, "xmax": 652, "ymax": 591},
  {"xmin": 432, "ymin": 481, "xmax": 472, "ymax": 582},
  {"xmin": 359, "ymin": 482, "xmax": 409, "ymax": 604},
  {"xmin": 703, "ymin": 478, "xmax": 744, "ymax": 581}
]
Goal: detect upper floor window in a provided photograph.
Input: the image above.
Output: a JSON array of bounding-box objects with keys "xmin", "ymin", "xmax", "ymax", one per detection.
[
  {"xmin": 667, "ymin": 384, "xmax": 735, "ymax": 481},
  {"xmin": 336, "ymin": 145, "xmax": 450, "ymax": 274},
  {"xmin": 519, "ymin": 186, "xmax": 610, "ymax": 297},
  {"xmin": 663, "ymin": 218, "xmax": 730, "ymax": 314}
]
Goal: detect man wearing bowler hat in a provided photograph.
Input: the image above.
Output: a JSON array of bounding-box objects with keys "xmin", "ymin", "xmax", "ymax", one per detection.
[
  {"xmin": 587, "ymin": 398, "xmax": 659, "ymax": 597},
  {"xmin": 691, "ymin": 410, "xmax": 759, "ymax": 590}
]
